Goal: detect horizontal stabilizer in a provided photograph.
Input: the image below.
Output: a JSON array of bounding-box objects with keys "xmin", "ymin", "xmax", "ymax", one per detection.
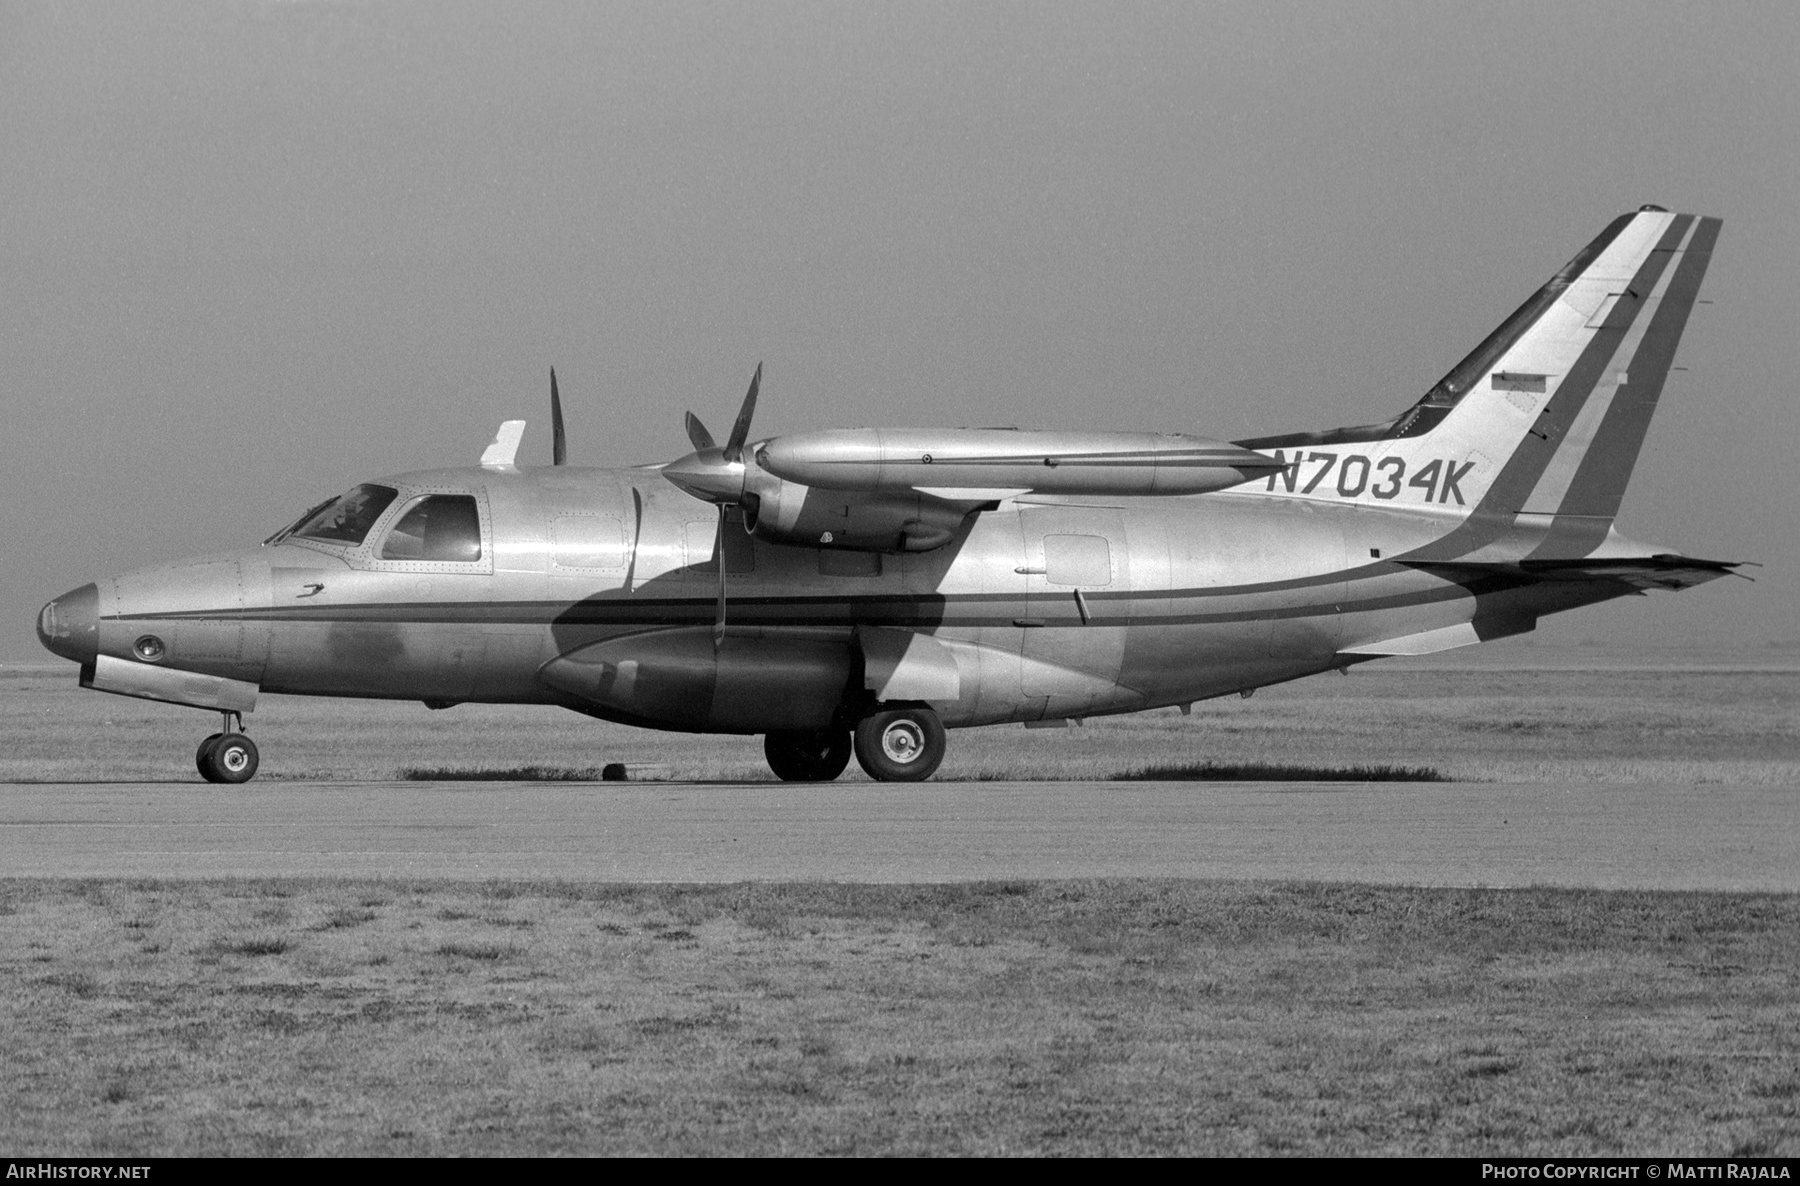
[{"xmin": 1402, "ymin": 554, "xmax": 1744, "ymax": 592}]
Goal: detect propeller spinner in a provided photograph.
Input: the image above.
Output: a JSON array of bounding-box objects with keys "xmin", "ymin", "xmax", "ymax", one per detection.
[{"xmin": 663, "ymin": 363, "xmax": 762, "ymax": 505}]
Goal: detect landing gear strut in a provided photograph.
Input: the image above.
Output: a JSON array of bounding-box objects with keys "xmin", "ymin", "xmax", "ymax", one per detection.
[
  {"xmin": 764, "ymin": 728, "xmax": 852, "ymax": 782},
  {"xmin": 197, "ymin": 711, "xmax": 259, "ymax": 784},
  {"xmin": 853, "ymin": 704, "xmax": 946, "ymax": 782}
]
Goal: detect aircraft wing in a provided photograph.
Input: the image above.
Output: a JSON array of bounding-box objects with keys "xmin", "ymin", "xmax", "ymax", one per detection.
[{"xmin": 1401, "ymin": 554, "xmax": 1745, "ymax": 592}]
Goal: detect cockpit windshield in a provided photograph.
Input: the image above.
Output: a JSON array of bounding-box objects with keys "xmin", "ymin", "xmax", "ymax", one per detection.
[{"xmin": 284, "ymin": 484, "xmax": 400, "ymax": 547}]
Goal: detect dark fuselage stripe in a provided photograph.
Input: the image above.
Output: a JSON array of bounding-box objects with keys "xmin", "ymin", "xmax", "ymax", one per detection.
[
  {"xmin": 107, "ymin": 570, "xmax": 1569, "ymax": 633},
  {"xmin": 119, "ymin": 554, "xmax": 1416, "ymax": 623}
]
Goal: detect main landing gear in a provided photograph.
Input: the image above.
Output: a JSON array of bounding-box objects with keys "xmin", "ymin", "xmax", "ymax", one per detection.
[
  {"xmin": 763, "ymin": 704, "xmax": 947, "ymax": 783},
  {"xmin": 854, "ymin": 705, "xmax": 947, "ymax": 782},
  {"xmin": 196, "ymin": 712, "xmax": 259, "ymax": 784},
  {"xmin": 763, "ymin": 729, "xmax": 853, "ymax": 782}
]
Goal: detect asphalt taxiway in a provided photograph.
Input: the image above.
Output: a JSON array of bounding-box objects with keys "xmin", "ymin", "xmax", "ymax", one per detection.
[{"xmin": 1, "ymin": 780, "xmax": 1794, "ymax": 889}]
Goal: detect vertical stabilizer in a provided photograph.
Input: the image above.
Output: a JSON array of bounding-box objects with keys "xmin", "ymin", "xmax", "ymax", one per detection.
[{"xmin": 1237, "ymin": 208, "xmax": 1720, "ymax": 557}]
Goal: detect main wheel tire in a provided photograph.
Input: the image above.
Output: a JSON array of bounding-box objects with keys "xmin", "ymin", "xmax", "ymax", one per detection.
[
  {"xmin": 764, "ymin": 729, "xmax": 852, "ymax": 782},
  {"xmin": 201, "ymin": 733, "xmax": 260, "ymax": 785},
  {"xmin": 196, "ymin": 733, "xmax": 224, "ymax": 781},
  {"xmin": 853, "ymin": 705, "xmax": 947, "ymax": 782}
]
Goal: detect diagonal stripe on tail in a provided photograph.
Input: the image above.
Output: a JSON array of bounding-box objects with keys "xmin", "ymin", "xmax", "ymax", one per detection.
[
  {"xmin": 1523, "ymin": 216, "xmax": 1722, "ymax": 558},
  {"xmin": 1405, "ymin": 210, "xmax": 1720, "ymax": 560}
]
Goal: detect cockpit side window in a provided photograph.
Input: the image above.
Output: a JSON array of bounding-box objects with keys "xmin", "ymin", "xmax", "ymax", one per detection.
[
  {"xmin": 379, "ymin": 494, "xmax": 483, "ymax": 562},
  {"xmin": 291, "ymin": 484, "xmax": 399, "ymax": 546}
]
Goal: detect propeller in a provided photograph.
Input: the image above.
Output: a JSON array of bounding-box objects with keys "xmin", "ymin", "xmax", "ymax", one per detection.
[
  {"xmin": 724, "ymin": 364, "xmax": 759, "ymax": 463},
  {"xmin": 685, "ymin": 411, "xmax": 715, "ymax": 452},
  {"xmin": 550, "ymin": 368, "xmax": 567, "ymax": 466},
  {"xmin": 711, "ymin": 508, "xmax": 728, "ymax": 649},
  {"xmin": 662, "ymin": 364, "xmax": 764, "ymax": 647}
]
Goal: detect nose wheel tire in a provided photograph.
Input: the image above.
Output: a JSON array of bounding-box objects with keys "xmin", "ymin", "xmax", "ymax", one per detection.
[
  {"xmin": 764, "ymin": 729, "xmax": 852, "ymax": 782},
  {"xmin": 853, "ymin": 705, "xmax": 947, "ymax": 782},
  {"xmin": 199, "ymin": 733, "xmax": 260, "ymax": 784}
]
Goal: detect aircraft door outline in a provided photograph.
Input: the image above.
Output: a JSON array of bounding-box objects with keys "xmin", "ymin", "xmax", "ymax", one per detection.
[{"xmin": 1017, "ymin": 506, "xmax": 1129, "ymax": 704}]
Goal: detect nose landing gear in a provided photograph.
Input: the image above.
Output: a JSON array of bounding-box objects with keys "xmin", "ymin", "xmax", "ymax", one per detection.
[{"xmin": 197, "ymin": 712, "xmax": 260, "ymax": 784}]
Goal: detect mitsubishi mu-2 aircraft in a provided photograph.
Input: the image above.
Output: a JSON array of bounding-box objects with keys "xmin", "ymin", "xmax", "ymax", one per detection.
[{"xmin": 37, "ymin": 207, "xmax": 1738, "ymax": 784}]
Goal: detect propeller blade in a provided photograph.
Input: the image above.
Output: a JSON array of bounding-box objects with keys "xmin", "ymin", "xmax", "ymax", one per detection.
[
  {"xmin": 685, "ymin": 411, "xmax": 716, "ymax": 452},
  {"xmin": 722, "ymin": 362, "xmax": 761, "ymax": 463},
  {"xmin": 550, "ymin": 368, "xmax": 567, "ymax": 466},
  {"xmin": 713, "ymin": 505, "xmax": 728, "ymax": 649}
]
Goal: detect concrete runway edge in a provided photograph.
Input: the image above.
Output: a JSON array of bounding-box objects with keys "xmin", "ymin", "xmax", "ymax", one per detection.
[{"xmin": 2, "ymin": 780, "xmax": 1795, "ymax": 890}]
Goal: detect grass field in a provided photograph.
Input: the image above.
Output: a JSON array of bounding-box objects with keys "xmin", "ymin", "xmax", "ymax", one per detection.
[
  {"xmin": 3, "ymin": 651, "xmax": 1798, "ymax": 785},
  {"xmin": 2, "ymin": 878, "xmax": 1795, "ymax": 1157}
]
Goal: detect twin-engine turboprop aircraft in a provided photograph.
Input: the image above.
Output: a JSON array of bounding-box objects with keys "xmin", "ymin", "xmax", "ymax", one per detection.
[{"xmin": 38, "ymin": 207, "xmax": 1740, "ymax": 783}]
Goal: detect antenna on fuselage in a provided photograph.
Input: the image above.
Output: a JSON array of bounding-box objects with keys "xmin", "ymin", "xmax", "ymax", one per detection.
[{"xmin": 550, "ymin": 367, "xmax": 567, "ymax": 466}]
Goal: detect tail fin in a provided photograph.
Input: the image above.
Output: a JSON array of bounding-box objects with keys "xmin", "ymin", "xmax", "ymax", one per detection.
[{"xmin": 1237, "ymin": 208, "xmax": 1720, "ymax": 553}]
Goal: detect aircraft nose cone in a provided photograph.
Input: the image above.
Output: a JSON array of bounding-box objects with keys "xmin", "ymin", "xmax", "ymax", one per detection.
[{"xmin": 37, "ymin": 583, "xmax": 99, "ymax": 665}]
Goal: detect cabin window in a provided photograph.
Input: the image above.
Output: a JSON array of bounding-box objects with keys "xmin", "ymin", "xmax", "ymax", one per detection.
[
  {"xmin": 291, "ymin": 484, "xmax": 399, "ymax": 547},
  {"xmin": 379, "ymin": 494, "xmax": 483, "ymax": 562}
]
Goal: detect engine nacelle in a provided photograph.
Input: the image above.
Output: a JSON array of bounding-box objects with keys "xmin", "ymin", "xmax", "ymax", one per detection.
[
  {"xmin": 742, "ymin": 472, "xmax": 976, "ymax": 553},
  {"xmin": 538, "ymin": 627, "xmax": 855, "ymax": 732}
]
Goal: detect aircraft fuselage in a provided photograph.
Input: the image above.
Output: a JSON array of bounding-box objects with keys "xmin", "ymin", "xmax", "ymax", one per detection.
[{"xmin": 56, "ymin": 462, "xmax": 1624, "ymax": 733}]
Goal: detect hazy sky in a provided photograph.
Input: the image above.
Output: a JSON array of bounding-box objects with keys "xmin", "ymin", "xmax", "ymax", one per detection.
[{"xmin": 4, "ymin": 0, "xmax": 1796, "ymax": 660}]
